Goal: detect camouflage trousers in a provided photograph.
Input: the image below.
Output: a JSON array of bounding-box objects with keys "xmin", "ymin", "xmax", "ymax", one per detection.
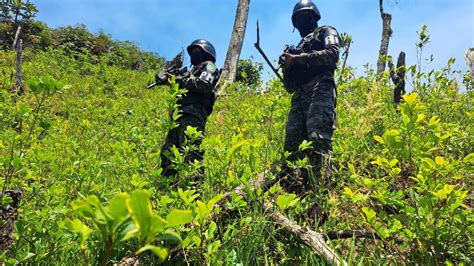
[
  {"xmin": 281, "ymin": 80, "xmax": 337, "ymax": 193},
  {"xmin": 160, "ymin": 111, "xmax": 206, "ymax": 179}
]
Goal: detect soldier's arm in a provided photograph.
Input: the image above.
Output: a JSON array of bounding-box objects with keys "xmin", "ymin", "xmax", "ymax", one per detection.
[
  {"xmin": 294, "ymin": 27, "xmax": 340, "ymax": 68},
  {"xmin": 179, "ymin": 63, "xmax": 217, "ymax": 94}
]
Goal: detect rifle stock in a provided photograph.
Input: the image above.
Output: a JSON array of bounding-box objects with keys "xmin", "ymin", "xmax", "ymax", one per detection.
[{"xmin": 145, "ymin": 51, "xmax": 186, "ymax": 89}]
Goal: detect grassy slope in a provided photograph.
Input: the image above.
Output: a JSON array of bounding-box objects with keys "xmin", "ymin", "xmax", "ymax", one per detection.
[{"xmin": 0, "ymin": 48, "xmax": 472, "ymax": 264}]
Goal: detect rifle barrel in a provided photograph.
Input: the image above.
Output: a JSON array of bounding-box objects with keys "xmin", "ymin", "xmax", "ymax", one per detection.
[{"xmin": 146, "ymin": 82, "xmax": 157, "ymax": 89}]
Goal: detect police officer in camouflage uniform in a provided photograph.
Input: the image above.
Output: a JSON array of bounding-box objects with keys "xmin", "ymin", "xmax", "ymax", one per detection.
[
  {"xmin": 279, "ymin": 1, "xmax": 340, "ymax": 193},
  {"xmin": 160, "ymin": 39, "xmax": 219, "ymax": 182}
]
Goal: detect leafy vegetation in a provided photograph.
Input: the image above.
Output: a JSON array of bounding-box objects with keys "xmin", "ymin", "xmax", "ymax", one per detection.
[
  {"xmin": 0, "ymin": 18, "xmax": 472, "ymax": 265},
  {"xmin": 236, "ymin": 57, "xmax": 264, "ymax": 91}
]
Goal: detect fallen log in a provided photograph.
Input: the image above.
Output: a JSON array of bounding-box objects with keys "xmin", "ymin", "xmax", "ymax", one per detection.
[
  {"xmin": 211, "ymin": 169, "xmax": 398, "ymax": 262},
  {"xmin": 263, "ymin": 200, "xmax": 347, "ymax": 265},
  {"xmin": 324, "ymin": 230, "xmax": 404, "ymax": 244},
  {"xmin": 209, "ymin": 168, "xmax": 346, "ymax": 264},
  {"xmin": 121, "ymin": 168, "xmax": 398, "ymax": 265},
  {"xmin": 212, "ymin": 168, "xmax": 273, "ymax": 214},
  {"xmin": 325, "ymin": 229, "xmax": 380, "ymax": 241}
]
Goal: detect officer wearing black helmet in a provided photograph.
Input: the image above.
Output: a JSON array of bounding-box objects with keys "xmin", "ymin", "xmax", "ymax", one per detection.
[
  {"xmin": 160, "ymin": 39, "xmax": 219, "ymax": 183},
  {"xmin": 279, "ymin": 1, "xmax": 340, "ymax": 194}
]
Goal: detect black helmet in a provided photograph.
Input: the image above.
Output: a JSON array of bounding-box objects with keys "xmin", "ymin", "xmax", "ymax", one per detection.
[
  {"xmin": 291, "ymin": 0, "xmax": 321, "ymax": 27},
  {"xmin": 187, "ymin": 39, "xmax": 216, "ymax": 63}
]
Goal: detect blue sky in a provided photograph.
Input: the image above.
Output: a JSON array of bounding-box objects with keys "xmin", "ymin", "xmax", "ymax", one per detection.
[{"xmin": 35, "ymin": 0, "xmax": 473, "ymax": 77}]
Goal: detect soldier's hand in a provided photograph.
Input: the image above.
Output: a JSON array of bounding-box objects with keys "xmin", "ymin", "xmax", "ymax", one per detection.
[
  {"xmin": 155, "ymin": 72, "xmax": 167, "ymax": 85},
  {"xmin": 281, "ymin": 53, "xmax": 296, "ymax": 70},
  {"xmin": 164, "ymin": 72, "xmax": 174, "ymax": 80},
  {"xmin": 174, "ymin": 74, "xmax": 186, "ymax": 88}
]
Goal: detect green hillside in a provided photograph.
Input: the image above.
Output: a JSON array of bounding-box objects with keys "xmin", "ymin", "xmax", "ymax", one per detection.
[{"xmin": 1, "ymin": 24, "xmax": 473, "ymax": 265}]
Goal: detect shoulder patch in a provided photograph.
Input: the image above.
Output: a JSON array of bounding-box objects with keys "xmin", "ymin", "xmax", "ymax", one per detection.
[
  {"xmin": 328, "ymin": 28, "xmax": 338, "ymax": 37},
  {"xmin": 326, "ymin": 26, "xmax": 339, "ymax": 36},
  {"xmin": 320, "ymin": 25, "xmax": 339, "ymax": 36},
  {"xmin": 206, "ymin": 63, "xmax": 217, "ymax": 74}
]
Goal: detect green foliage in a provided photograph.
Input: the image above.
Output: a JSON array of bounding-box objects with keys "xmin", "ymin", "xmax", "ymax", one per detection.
[
  {"xmin": 276, "ymin": 193, "xmax": 299, "ymax": 211},
  {"xmin": 0, "ymin": 24, "xmax": 472, "ymax": 265},
  {"xmin": 339, "ymin": 33, "xmax": 353, "ymax": 50},
  {"xmin": 1, "ymin": 14, "xmax": 164, "ymax": 70},
  {"xmin": 236, "ymin": 57, "xmax": 264, "ymax": 90},
  {"xmin": 66, "ymin": 190, "xmax": 192, "ymax": 262},
  {"xmin": 357, "ymin": 92, "xmax": 472, "ymax": 262},
  {"xmin": 0, "ymin": 0, "xmax": 38, "ymax": 24}
]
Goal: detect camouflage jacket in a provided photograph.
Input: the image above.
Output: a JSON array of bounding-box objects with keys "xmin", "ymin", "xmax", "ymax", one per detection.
[
  {"xmin": 283, "ymin": 26, "xmax": 340, "ymax": 92},
  {"xmin": 177, "ymin": 60, "xmax": 219, "ymax": 117}
]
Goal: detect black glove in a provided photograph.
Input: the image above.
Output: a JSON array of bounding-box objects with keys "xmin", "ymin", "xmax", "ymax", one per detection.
[{"xmin": 155, "ymin": 71, "xmax": 168, "ymax": 85}]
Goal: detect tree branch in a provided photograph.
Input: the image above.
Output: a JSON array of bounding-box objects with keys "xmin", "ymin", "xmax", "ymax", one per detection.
[{"xmin": 263, "ymin": 200, "xmax": 347, "ymax": 265}]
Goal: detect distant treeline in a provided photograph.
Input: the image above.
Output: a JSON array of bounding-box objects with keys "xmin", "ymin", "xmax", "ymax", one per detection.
[{"xmin": 1, "ymin": 0, "xmax": 163, "ymax": 70}]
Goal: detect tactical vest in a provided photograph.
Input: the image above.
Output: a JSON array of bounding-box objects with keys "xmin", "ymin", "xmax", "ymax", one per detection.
[
  {"xmin": 178, "ymin": 61, "xmax": 217, "ymax": 116},
  {"xmin": 288, "ymin": 26, "xmax": 336, "ymax": 87}
]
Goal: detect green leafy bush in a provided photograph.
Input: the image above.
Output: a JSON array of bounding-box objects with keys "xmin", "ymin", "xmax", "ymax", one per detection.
[{"xmin": 0, "ymin": 27, "xmax": 472, "ymax": 265}]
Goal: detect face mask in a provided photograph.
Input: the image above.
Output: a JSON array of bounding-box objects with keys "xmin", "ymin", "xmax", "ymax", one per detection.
[
  {"xmin": 190, "ymin": 52, "xmax": 204, "ymax": 65},
  {"xmin": 294, "ymin": 12, "xmax": 317, "ymax": 37}
]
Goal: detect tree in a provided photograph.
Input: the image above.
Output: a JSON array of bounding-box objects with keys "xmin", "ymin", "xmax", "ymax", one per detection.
[
  {"xmin": 1, "ymin": 0, "xmax": 38, "ymax": 24},
  {"xmin": 218, "ymin": 0, "xmax": 250, "ymax": 93},
  {"xmin": 338, "ymin": 33, "xmax": 353, "ymax": 84},
  {"xmin": 0, "ymin": 0, "xmax": 38, "ymax": 48},
  {"xmin": 236, "ymin": 57, "xmax": 263, "ymax": 89},
  {"xmin": 1, "ymin": 0, "xmax": 12, "ymax": 22},
  {"xmin": 376, "ymin": 0, "xmax": 393, "ymax": 76}
]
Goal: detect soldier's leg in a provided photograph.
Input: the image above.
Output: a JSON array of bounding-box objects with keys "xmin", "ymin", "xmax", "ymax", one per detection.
[
  {"xmin": 306, "ymin": 83, "xmax": 336, "ymax": 185},
  {"xmin": 160, "ymin": 121, "xmax": 186, "ymax": 178},
  {"xmin": 181, "ymin": 115, "xmax": 206, "ymax": 182},
  {"xmin": 284, "ymin": 93, "xmax": 307, "ymax": 156},
  {"xmin": 281, "ymin": 93, "xmax": 307, "ymax": 193},
  {"xmin": 161, "ymin": 113, "xmax": 202, "ymax": 178},
  {"xmin": 303, "ymin": 83, "xmax": 336, "ymax": 225}
]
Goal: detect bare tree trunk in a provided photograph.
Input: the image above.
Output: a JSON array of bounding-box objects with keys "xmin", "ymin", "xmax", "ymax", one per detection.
[
  {"xmin": 217, "ymin": 0, "xmax": 250, "ymax": 94},
  {"xmin": 388, "ymin": 51, "xmax": 406, "ymax": 104},
  {"xmin": 12, "ymin": 39, "xmax": 24, "ymax": 95},
  {"xmin": 466, "ymin": 48, "xmax": 474, "ymax": 78},
  {"xmin": 376, "ymin": 0, "xmax": 392, "ymax": 76},
  {"xmin": 12, "ymin": 25, "xmax": 21, "ymax": 49}
]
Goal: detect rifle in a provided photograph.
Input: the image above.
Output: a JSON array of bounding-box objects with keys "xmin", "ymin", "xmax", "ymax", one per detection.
[
  {"xmin": 278, "ymin": 45, "xmax": 302, "ymax": 66},
  {"xmin": 254, "ymin": 21, "xmax": 284, "ymax": 83},
  {"xmin": 146, "ymin": 51, "xmax": 189, "ymax": 89}
]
